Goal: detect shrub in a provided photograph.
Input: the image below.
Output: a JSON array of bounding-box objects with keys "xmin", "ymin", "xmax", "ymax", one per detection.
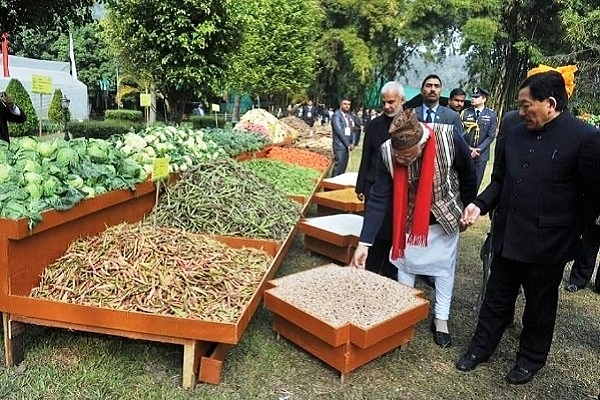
[
  {"xmin": 105, "ymin": 109, "xmax": 143, "ymax": 123},
  {"xmin": 48, "ymin": 89, "xmax": 71, "ymax": 123},
  {"xmin": 68, "ymin": 120, "xmax": 143, "ymax": 140},
  {"xmin": 190, "ymin": 115, "xmax": 229, "ymax": 129},
  {"xmin": 5, "ymin": 78, "xmax": 38, "ymax": 137}
]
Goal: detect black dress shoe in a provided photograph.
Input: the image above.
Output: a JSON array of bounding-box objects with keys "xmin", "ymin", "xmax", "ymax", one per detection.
[
  {"xmin": 506, "ymin": 364, "xmax": 534, "ymax": 385},
  {"xmin": 430, "ymin": 320, "xmax": 452, "ymax": 348},
  {"xmin": 455, "ymin": 353, "xmax": 487, "ymax": 372}
]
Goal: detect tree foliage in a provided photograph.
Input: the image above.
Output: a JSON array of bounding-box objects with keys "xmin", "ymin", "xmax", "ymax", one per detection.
[
  {"xmin": 225, "ymin": 0, "xmax": 322, "ymax": 116},
  {"xmin": 103, "ymin": 0, "xmax": 240, "ymax": 122},
  {"xmin": 0, "ymin": 0, "xmax": 95, "ymax": 34}
]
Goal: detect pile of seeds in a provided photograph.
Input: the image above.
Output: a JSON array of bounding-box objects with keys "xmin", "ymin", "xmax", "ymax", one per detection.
[
  {"xmin": 30, "ymin": 223, "xmax": 273, "ymax": 323},
  {"xmin": 150, "ymin": 157, "xmax": 301, "ymax": 240},
  {"xmin": 267, "ymin": 265, "xmax": 427, "ymax": 329}
]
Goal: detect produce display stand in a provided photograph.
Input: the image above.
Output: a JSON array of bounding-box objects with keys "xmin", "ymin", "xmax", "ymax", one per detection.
[
  {"xmin": 1, "ymin": 227, "xmax": 297, "ymax": 390},
  {"xmin": 264, "ymin": 266, "xmax": 430, "ymax": 382},
  {"xmin": 319, "ymin": 172, "xmax": 358, "ymax": 191},
  {"xmin": 312, "ymin": 188, "xmax": 364, "ymax": 216},
  {"xmin": 298, "ymin": 214, "xmax": 363, "ymax": 265}
]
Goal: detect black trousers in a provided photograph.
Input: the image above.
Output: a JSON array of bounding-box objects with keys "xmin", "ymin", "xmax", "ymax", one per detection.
[
  {"xmin": 569, "ymin": 225, "xmax": 600, "ymax": 290},
  {"xmin": 332, "ymin": 148, "xmax": 349, "ymax": 177},
  {"xmin": 468, "ymin": 255, "xmax": 565, "ymax": 372},
  {"xmin": 365, "ymin": 238, "xmax": 397, "ymax": 280},
  {"xmin": 473, "ymin": 159, "xmax": 487, "ymax": 193}
]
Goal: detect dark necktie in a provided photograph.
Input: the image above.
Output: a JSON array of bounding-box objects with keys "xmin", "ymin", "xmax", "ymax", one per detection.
[
  {"xmin": 425, "ymin": 108, "xmax": 433, "ymax": 123},
  {"xmin": 475, "ymin": 110, "xmax": 480, "ymax": 119}
]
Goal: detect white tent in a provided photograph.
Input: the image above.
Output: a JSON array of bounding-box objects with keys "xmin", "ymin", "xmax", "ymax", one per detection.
[{"xmin": 0, "ymin": 55, "xmax": 89, "ymax": 121}]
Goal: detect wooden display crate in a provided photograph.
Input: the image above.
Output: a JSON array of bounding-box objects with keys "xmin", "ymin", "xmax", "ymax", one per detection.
[
  {"xmin": 319, "ymin": 172, "xmax": 358, "ymax": 191},
  {"xmin": 298, "ymin": 214, "xmax": 363, "ymax": 264},
  {"xmin": 0, "ymin": 186, "xmax": 298, "ymax": 389},
  {"xmin": 264, "ymin": 266, "xmax": 429, "ymax": 381},
  {"xmin": 312, "ymin": 188, "xmax": 364, "ymax": 216}
]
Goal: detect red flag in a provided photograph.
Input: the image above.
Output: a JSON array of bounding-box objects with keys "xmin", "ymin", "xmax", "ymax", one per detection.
[{"xmin": 1, "ymin": 32, "xmax": 9, "ymax": 77}]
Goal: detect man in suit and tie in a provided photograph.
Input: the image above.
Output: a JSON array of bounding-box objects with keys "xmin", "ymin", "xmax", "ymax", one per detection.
[
  {"xmin": 331, "ymin": 97, "xmax": 356, "ymax": 177},
  {"xmin": 414, "ymin": 74, "xmax": 465, "ymax": 137},
  {"xmin": 461, "ymin": 87, "xmax": 498, "ymax": 192}
]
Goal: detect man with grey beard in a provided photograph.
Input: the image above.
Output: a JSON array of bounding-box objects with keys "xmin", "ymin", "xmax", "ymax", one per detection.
[{"xmin": 355, "ymin": 81, "xmax": 406, "ymax": 280}]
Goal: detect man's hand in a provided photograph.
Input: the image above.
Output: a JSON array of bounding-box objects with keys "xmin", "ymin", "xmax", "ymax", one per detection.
[
  {"xmin": 356, "ymin": 193, "xmax": 364, "ymax": 201},
  {"xmin": 461, "ymin": 203, "xmax": 481, "ymax": 227},
  {"xmin": 470, "ymin": 147, "xmax": 481, "ymax": 158},
  {"xmin": 350, "ymin": 244, "xmax": 369, "ymax": 269},
  {"xmin": 349, "ymin": 144, "xmax": 355, "ymax": 151}
]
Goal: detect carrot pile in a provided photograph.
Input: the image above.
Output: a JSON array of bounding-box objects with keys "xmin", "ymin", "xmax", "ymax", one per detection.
[{"xmin": 266, "ymin": 147, "xmax": 331, "ymax": 171}]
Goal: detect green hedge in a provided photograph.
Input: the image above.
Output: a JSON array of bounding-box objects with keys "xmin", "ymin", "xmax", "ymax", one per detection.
[
  {"xmin": 105, "ymin": 109, "xmax": 143, "ymax": 123},
  {"xmin": 68, "ymin": 120, "xmax": 143, "ymax": 140},
  {"xmin": 190, "ymin": 115, "xmax": 230, "ymax": 129}
]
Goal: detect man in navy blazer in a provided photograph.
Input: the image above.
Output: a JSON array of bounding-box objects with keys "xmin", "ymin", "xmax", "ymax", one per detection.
[
  {"xmin": 413, "ymin": 74, "xmax": 464, "ymax": 137},
  {"xmin": 331, "ymin": 97, "xmax": 356, "ymax": 176},
  {"xmin": 461, "ymin": 87, "xmax": 498, "ymax": 191}
]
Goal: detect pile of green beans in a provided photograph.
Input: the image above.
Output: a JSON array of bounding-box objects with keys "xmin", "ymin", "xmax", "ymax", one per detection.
[
  {"xmin": 243, "ymin": 159, "xmax": 320, "ymax": 196},
  {"xmin": 30, "ymin": 223, "xmax": 272, "ymax": 322},
  {"xmin": 150, "ymin": 158, "xmax": 301, "ymax": 240}
]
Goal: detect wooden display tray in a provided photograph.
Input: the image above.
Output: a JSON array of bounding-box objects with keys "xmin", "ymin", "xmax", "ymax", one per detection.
[
  {"xmin": 304, "ymin": 235, "xmax": 356, "ymax": 265},
  {"xmin": 264, "ymin": 277, "xmax": 429, "ymax": 380},
  {"xmin": 297, "ymin": 215, "xmax": 363, "ymax": 248},
  {"xmin": 1, "ymin": 211, "xmax": 298, "ymax": 390},
  {"xmin": 319, "ymin": 172, "xmax": 358, "ymax": 191},
  {"xmin": 312, "ymin": 188, "xmax": 364, "ymax": 214}
]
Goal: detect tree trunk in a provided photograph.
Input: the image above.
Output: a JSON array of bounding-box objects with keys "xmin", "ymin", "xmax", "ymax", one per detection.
[{"xmin": 232, "ymin": 92, "xmax": 241, "ymax": 123}]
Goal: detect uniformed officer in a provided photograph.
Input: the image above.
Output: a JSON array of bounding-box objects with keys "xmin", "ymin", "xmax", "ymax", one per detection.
[{"xmin": 461, "ymin": 87, "xmax": 498, "ymax": 192}]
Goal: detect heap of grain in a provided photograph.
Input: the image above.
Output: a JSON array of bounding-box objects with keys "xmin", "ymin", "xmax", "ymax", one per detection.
[
  {"xmin": 280, "ymin": 116, "xmax": 310, "ymax": 136},
  {"xmin": 31, "ymin": 223, "xmax": 272, "ymax": 322},
  {"xmin": 150, "ymin": 157, "xmax": 301, "ymax": 240},
  {"xmin": 268, "ymin": 265, "xmax": 427, "ymax": 329}
]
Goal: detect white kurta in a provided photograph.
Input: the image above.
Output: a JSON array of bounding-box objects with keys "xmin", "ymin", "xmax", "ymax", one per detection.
[{"xmin": 389, "ymin": 223, "xmax": 459, "ymax": 277}]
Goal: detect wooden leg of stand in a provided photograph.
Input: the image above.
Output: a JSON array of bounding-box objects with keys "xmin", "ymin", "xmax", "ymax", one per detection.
[
  {"xmin": 3, "ymin": 314, "xmax": 26, "ymax": 366},
  {"xmin": 181, "ymin": 341, "xmax": 202, "ymax": 391}
]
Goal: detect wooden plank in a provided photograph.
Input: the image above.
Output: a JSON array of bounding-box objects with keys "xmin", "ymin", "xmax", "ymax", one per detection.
[
  {"xmin": 198, "ymin": 343, "xmax": 234, "ymax": 385},
  {"xmin": 182, "ymin": 340, "xmax": 203, "ymax": 391},
  {"xmin": 3, "ymin": 314, "xmax": 25, "ymax": 366}
]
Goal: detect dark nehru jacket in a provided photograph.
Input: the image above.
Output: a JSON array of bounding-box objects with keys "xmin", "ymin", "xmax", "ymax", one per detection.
[{"xmin": 474, "ymin": 111, "xmax": 600, "ymax": 264}]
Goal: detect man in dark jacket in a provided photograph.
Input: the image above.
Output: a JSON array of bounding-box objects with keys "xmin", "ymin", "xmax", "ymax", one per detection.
[
  {"xmin": 330, "ymin": 98, "xmax": 356, "ymax": 177},
  {"xmin": 0, "ymin": 92, "xmax": 26, "ymax": 143},
  {"xmin": 456, "ymin": 68, "xmax": 600, "ymax": 384},
  {"xmin": 355, "ymin": 81, "xmax": 405, "ymax": 280}
]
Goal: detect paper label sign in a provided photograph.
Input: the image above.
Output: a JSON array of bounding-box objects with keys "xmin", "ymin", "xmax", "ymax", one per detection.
[
  {"xmin": 140, "ymin": 93, "xmax": 152, "ymax": 107},
  {"xmin": 211, "ymin": 103, "xmax": 220, "ymax": 112},
  {"xmin": 31, "ymin": 75, "xmax": 53, "ymax": 94},
  {"xmin": 152, "ymin": 157, "xmax": 169, "ymax": 181}
]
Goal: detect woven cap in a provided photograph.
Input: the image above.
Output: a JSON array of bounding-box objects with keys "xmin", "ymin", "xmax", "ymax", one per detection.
[{"xmin": 389, "ymin": 109, "xmax": 423, "ymax": 150}]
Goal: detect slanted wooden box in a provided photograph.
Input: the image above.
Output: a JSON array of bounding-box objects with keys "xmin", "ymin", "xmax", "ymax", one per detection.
[
  {"xmin": 319, "ymin": 172, "xmax": 358, "ymax": 191},
  {"xmin": 264, "ymin": 264, "xmax": 429, "ymax": 382},
  {"xmin": 312, "ymin": 188, "xmax": 364, "ymax": 216},
  {"xmin": 298, "ymin": 214, "xmax": 363, "ymax": 265}
]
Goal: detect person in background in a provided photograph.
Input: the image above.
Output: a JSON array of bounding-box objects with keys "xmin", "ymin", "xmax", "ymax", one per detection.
[
  {"xmin": 456, "ymin": 65, "xmax": 600, "ymax": 385},
  {"xmin": 302, "ymin": 99, "xmax": 317, "ymax": 135},
  {"xmin": 0, "ymin": 91, "xmax": 26, "ymax": 143},
  {"xmin": 355, "ymin": 81, "xmax": 406, "ymax": 280},
  {"xmin": 351, "ymin": 109, "xmax": 363, "ymax": 146},
  {"xmin": 351, "ymin": 104, "xmax": 476, "ymax": 349},
  {"xmin": 565, "ymin": 219, "xmax": 600, "ymax": 293},
  {"xmin": 448, "ymin": 88, "xmax": 467, "ymax": 113},
  {"xmin": 461, "ymin": 87, "xmax": 498, "ymax": 192},
  {"xmin": 330, "ymin": 98, "xmax": 356, "ymax": 177}
]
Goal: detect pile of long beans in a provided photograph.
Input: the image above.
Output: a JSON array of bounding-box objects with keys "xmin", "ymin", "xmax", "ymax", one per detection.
[
  {"xmin": 30, "ymin": 223, "xmax": 272, "ymax": 322},
  {"xmin": 150, "ymin": 158, "xmax": 301, "ymax": 240},
  {"xmin": 243, "ymin": 159, "xmax": 320, "ymax": 196}
]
